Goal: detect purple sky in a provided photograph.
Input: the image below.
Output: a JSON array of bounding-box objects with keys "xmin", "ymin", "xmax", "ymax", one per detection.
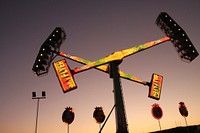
[{"xmin": 0, "ymin": 1, "xmax": 200, "ymax": 133}]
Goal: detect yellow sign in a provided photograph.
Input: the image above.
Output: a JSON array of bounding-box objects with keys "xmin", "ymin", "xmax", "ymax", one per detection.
[
  {"xmin": 53, "ymin": 59, "xmax": 77, "ymax": 93},
  {"xmin": 148, "ymin": 73, "xmax": 163, "ymax": 100}
]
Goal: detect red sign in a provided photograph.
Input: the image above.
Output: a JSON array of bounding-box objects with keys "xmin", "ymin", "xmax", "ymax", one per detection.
[
  {"xmin": 179, "ymin": 102, "xmax": 188, "ymax": 117},
  {"xmin": 148, "ymin": 73, "xmax": 163, "ymax": 100},
  {"xmin": 62, "ymin": 107, "xmax": 75, "ymax": 125},
  {"xmin": 151, "ymin": 103, "xmax": 163, "ymax": 120},
  {"xmin": 93, "ymin": 107, "xmax": 105, "ymax": 124},
  {"xmin": 53, "ymin": 59, "xmax": 77, "ymax": 93}
]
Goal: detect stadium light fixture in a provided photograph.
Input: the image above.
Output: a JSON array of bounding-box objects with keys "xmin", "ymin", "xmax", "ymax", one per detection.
[
  {"xmin": 32, "ymin": 27, "xmax": 66, "ymax": 76},
  {"xmin": 156, "ymin": 12, "xmax": 199, "ymax": 62}
]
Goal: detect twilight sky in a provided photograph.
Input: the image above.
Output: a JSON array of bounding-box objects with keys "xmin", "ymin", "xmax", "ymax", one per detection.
[{"xmin": 0, "ymin": 1, "xmax": 200, "ymax": 133}]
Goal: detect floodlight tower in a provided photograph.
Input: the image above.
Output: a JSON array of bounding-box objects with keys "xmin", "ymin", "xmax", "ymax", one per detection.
[{"xmin": 32, "ymin": 91, "xmax": 46, "ymax": 133}]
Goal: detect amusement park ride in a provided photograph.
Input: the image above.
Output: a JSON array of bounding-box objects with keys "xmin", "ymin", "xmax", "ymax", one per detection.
[{"xmin": 32, "ymin": 12, "xmax": 198, "ymax": 133}]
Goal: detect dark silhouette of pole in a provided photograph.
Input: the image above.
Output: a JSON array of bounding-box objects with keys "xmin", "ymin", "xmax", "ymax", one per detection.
[
  {"xmin": 67, "ymin": 124, "xmax": 69, "ymax": 133},
  {"xmin": 99, "ymin": 104, "xmax": 115, "ymax": 133},
  {"xmin": 158, "ymin": 120, "xmax": 161, "ymax": 131},
  {"xmin": 109, "ymin": 60, "xmax": 129, "ymax": 133},
  {"xmin": 35, "ymin": 98, "xmax": 40, "ymax": 133},
  {"xmin": 184, "ymin": 117, "xmax": 190, "ymax": 133},
  {"xmin": 32, "ymin": 91, "xmax": 46, "ymax": 133}
]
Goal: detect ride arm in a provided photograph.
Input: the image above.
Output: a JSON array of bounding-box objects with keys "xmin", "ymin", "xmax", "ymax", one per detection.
[
  {"xmin": 59, "ymin": 52, "xmax": 147, "ymax": 85},
  {"xmin": 72, "ymin": 36, "xmax": 170, "ymax": 73}
]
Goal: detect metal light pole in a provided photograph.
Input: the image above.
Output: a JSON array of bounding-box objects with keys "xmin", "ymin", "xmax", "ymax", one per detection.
[{"xmin": 32, "ymin": 91, "xmax": 46, "ymax": 133}]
